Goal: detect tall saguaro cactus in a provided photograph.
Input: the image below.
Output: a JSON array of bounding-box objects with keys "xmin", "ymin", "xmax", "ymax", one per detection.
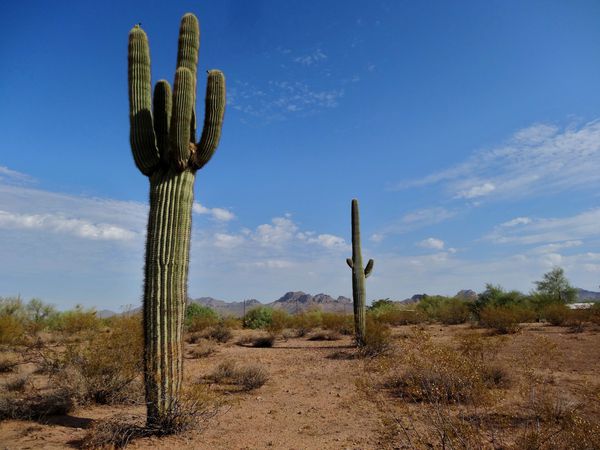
[
  {"xmin": 127, "ymin": 13, "xmax": 225, "ymax": 427},
  {"xmin": 346, "ymin": 199, "xmax": 374, "ymax": 346}
]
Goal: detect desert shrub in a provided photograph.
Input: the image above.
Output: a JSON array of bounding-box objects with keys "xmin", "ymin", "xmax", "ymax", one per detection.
[
  {"xmin": 0, "ymin": 388, "xmax": 75, "ymax": 421},
  {"xmin": 221, "ymin": 316, "xmax": 242, "ymax": 329},
  {"xmin": 210, "ymin": 360, "xmax": 237, "ymax": 383},
  {"xmin": 308, "ymin": 330, "xmax": 341, "ymax": 341},
  {"xmin": 478, "ymin": 305, "xmax": 529, "ymax": 334},
  {"xmin": 208, "ymin": 361, "xmax": 268, "ymax": 391},
  {"xmin": 266, "ymin": 309, "xmax": 290, "ymax": 335},
  {"xmin": 542, "ymin": 303, "xmax": 571, "ymax": 326},
  {"xmin": 321, "ymin": 313, "xmax": 354, "ymax": 334},
  {"xmin": 185, "ymin": 303, "xmax": 219, "ymax": 332},
  {"xmin": 243, "ymin": 306, "xmax": 273, "ymax": 329},
  {"xmin": 24, "ymin": 299, "xmax": 58, "ymax": 335},
  {"xmin": 0, "ymin": 314, "xmax": 26, "ymax": 345},
  {"xmin": 82, "ymin": 384, "xmax": 221, "ymax": 447},
  {"xmin": 234, "ymin": 365, "xmax": 269, "ymax": 391},
  {"xmin": 359, "ymin": 319, "xmax": 393, "ymax": 357},
  {"xmin": 250, "ymin": 334, "xmax": 276, "ymax": 347},
  {"xmin": 437, "ymin": 298, "xmax": 471, "ymax": 325},
  {"xmin": 50, "ymin": 305, "xmax": 100, "ymax": 335},
  {"xmin": 60, "ymin": 313, "xmax": 143, "ymax": 404},
  {"xmin": 189, "ymin": 341, "xmax": 217, "ymax": 359},
  {"xmin": 204, "ymin": 324, "xmax": 232, "ymax": 343},
  {"xmin": 388, "ymin": 335, "xmax": 491, "ymax": 405},
  {"xmin": 288, "ymin": 310, "xmax": 322, "ymax": 336}
]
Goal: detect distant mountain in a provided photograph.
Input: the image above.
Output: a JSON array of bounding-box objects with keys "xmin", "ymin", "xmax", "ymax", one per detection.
[
  {"xmin": 577, "ymin": 288, "xmax": 600, "ymax": 302},
  {"xmin": 271, "ymin": 291, "xmax": 352, "ymax": 314},
  {"xmin": 191, "ymin": 297, "xmax": 261, "ymax": 317},
  {"xmin": 190, "ymin": 292, "xmax": 352, "ymax": 316}
]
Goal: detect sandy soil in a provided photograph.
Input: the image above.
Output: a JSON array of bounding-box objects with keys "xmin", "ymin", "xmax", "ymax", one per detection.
[{"xmin": 0, "ymin": 323, "xmax": 598, "ymax": 449}]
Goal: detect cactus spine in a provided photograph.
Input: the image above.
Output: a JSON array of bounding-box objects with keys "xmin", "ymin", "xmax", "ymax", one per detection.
[
  {"xmin": 127, "ymin": 13, "xmax": 225, "ymax": 427},
  {"xmin": 346, "ymin": 199, "xmax": 374, "ymax": 346}
]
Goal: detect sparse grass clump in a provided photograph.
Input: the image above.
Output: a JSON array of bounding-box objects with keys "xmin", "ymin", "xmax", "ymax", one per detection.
[
  {"xmin": 308, "ymin": 330, "xmax": 341, "ymax": 341},
  {"xmin": 208, "ymin": 360, "xmax": 268, "ymax": 391},
  {"xmin": 3, "ymin": 376, "xmax": 29, "ymax": 392},
  {"xmin": 189, "ymin": 341, "xmax": 217, "ymax": 359}
]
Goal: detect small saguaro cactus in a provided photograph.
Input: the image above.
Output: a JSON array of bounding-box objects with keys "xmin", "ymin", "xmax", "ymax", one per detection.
[
  {"xmin": 127, "ymin": 13, "xmax": 225, "ymax": 427},
  {"xmin": 346, "ymin": 199, "xmax": 374, "ymax": 346}
]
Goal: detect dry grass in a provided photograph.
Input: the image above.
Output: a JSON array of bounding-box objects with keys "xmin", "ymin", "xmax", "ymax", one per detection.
[
  {"xmin": 0, "ymin": 388, "xmax": 74, "ymax": 421},
  {"xmin": 207, "ymin": 360, "xmax": 269, "ymax": 391},
  {"xmin": 307, "ymin": 330, "xmax": 341, "ymax": 341},
  {"xmin": 189, "ymin": 341, "xmax": 217, "ymax": 359},
  {"xmin": 0, "ymin": 354, "xmax": 18, "ymax": 373}
]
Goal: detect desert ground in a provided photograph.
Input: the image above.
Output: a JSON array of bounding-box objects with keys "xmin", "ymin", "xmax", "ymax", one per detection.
[{"xmin": 0, "ymin": 321, "xmax": 599, "ymax": 449}]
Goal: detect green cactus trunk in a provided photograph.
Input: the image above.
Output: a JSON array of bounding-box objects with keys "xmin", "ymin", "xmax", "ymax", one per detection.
[
  {"xmin": 127, "ymin": 13, "xmax": 225, "ymax": 427},
  {"xmin": 144, "ymin": 169, "xmax": 194, "ymax": 424},
  {"xmin": 346, "ymin": 199, "xmax": 374, "ymax": 347}
]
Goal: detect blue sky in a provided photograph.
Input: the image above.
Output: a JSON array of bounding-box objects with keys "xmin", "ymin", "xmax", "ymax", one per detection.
[{"xmin": 2, "ymin": 0, "xmax": 600, "ymax": 310}]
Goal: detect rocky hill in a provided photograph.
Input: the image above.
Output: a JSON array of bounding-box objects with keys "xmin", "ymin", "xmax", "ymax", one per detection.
[{"xmin": 190, "ymin": 291, "xmax": 352, "ymax": 316}]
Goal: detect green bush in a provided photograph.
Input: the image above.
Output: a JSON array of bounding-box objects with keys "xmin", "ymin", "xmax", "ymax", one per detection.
[
  {"xmin": 266, "ymin": 309, "xmax": 290, "ymax": 335},
  {"xmin": 243, "ymin": 306, "xmax": 273, "ymax": 329},
  {"xmin": 49, "ymin": 305, "xmax": 100, "ymax": 335},
  {"xmin": 321, "ymin": 313, "xmax": 354, "ymax": 334},
  {"xmin": 437, "ymin": 298, "xmax": 471, "ymax": 325},
  {"xmin": 185, "ymin": 303, "xmax": 219, "ymax": 332}
]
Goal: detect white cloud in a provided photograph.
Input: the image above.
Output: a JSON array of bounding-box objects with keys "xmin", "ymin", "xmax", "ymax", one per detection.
[
  {"xmin": 531, "ymin": 240, "xmax": 582, "ymax": 254},
  {"xmin": 306, "ymin": 234, "xmax": 349, "ymax": 250},
  {"xmin": 213, "ymin": 232, "xmax": 245, "ymax": 249},
  {"xmin": 487, "ymin": 208, "xmax": 600, "ymax": 245},
  {"xmin": 455, "ymin": 182, "xmax": 495, "ymax": 199},
  {"xmin": 395, "ymin": 120, "xmax": 600, "ymax": 202},
  {"xmin": 501, "ymin": 217, "xmax": 532, "ymax": 227},
  {"xmin": 418, "ymin": 237, "xmax": 445, "ymax": 250},
  {"xmin": 0, "ymin": 210, "xmax": 136, "ymax": 241},
  {"xmin": 372, "ymin": 207, "xmax": 456, "ymax": 240},
  {"xmin": 228, "ymin": 80, "xmax": 344, "ymax": 121},
  {"xmin": 293, "ymin": 49, "xmax": 327, "ymax": 66},
  {"xmin": 254, "ymin": 216, "xmax": 298, "ymax": 246},
  {"xmin": 192, "ymin": 202, "xmax": 235, "ymax": 221},
  {"xmin": 0, "ymin": 166, "xmax": 34, "ymax": 185}
]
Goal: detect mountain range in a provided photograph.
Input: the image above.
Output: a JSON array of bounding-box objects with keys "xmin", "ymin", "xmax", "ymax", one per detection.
[{"xmin": 98, "ymin": 288, "xmax": 600, "ymax": 318}]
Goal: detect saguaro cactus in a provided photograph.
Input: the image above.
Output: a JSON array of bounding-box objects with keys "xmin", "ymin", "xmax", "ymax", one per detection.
[
  {"xmin": 127, "ymin": 13, "xmax": 225, "ymax": 427},
  {"xmin": 346, "ymin": 199, "xmax": 374, "ymax": 346}
]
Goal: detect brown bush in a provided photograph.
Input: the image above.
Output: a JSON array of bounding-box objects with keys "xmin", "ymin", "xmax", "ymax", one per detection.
[
  {"xmin": 204, "ymin": 324, "xmax": 233, "ymax": 343},
  {"xmin": 0, "ymin": 388, "xmax": 74, "ymax": 421},
  {"xmin": 189, "ymin": 341, "xmax": 217, "ymax": 359},
  {"xmin": 375, "ymin": 308, "xmax": 427, "ymax": 326},
  {"xmin": 251, "ymin": 334, "xmax": 276, "ymax": 348},
  {"xmin": 308, "ymin": 330, "xmax": 341, "ymax": 341},
  {"xmin": 234, "ymin": 365, "xmax": 269, "ymax": 391},
  {"xmin": 53, "ymin": 306, "xmax": 100, "ymax": 335},
  {"xmin": 478, "ymin": 305, "xmax": 524, "ymax": 334},
  {"xmin": 542, "ymin": 303, "xmax": 571, "ymax": 326},
  {"xmin": 59, "ymin": 313, "xmax": 143, "ymax": 404},
  {"xmin": 208, "ymin": 361, "xmax": 268, "ymax": 391}
]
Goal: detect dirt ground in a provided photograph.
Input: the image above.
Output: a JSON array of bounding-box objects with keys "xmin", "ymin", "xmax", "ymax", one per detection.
[{"xmin": 0, "ymin": 323, "xmax": 599, "ymax": 449}]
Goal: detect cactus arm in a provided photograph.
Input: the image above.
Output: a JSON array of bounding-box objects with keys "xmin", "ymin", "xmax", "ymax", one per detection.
[
  {"xmin": 176, "ymin": 14, "xmax": 200, "ymax": 140},
  {"xmin": 193, "ymin": 70, "xmax": 226, "ymax": 170},
  {"xmin": 153, "ymin": 80, "xmax": 172, "ymax": 162},
  {"xmin": 170, "ymin": 68, "xmax": 195, "ymax": 170},
  {"xmin": 128, "ymin": 25, "xmax": 160, "ymax": 175},
  {"xmin": 364, "ymin": 259, "xmax": 374, "ymax": 278},
  {"xmin": 346, "ymin": 258, "xmax": 354, "ymax": 269}
]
